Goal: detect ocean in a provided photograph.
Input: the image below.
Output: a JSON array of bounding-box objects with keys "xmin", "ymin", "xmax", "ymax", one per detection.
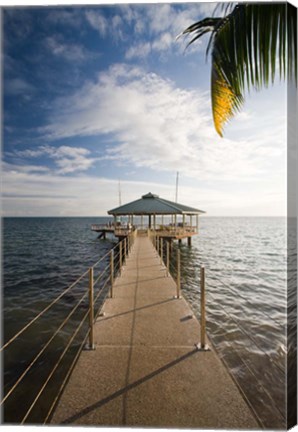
[{"xmin": 2, "ymin": 216, "xmax": 289, "ymax": 427}]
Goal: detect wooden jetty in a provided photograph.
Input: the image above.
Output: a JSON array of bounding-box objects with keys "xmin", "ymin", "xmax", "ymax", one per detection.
[
  {"xmin": 51, "ymin": 234, "xmax": 259, "ymax": 428},
  {"xmin": 92, "ymin": 192, "xmax": 205, "ymax": 245}
]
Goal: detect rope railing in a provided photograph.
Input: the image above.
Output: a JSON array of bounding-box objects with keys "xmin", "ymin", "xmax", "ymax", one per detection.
[
  {"xmin": 162, "ymin": 247, "xmax": 285, "ymax": 427},
  {"xmin": 1, "ymin": 289, "xmax": 89, "ymax": 406},
  {"xmin": 2, "ymin": 231, "xmax": 136, "ymax": 424},
  {"xmin": 43, "ymin": 329, "xmax": 89, "ymax": 424},
  {"xmin": 21, "ymin": 308, "xmax": 90, "ymax": 424},
  {"xmin": 150, "ymin": 233, "xmax": 207, "ymax": 350},
  {"xmin": 93, "ymin": 249, "xmax": 113, "ymax": 268},
  {"xmin": 1, "ymin": 268, "xmax": 90, "ymax": 352}
]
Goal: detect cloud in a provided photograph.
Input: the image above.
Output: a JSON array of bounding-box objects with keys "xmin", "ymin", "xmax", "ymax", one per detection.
[
  {"xmin": 5, "ymin": 78, "xmax": 35, "ymax": 96},
  {"xmin": 84, "ymin": 4, "xmax": 207, "ymax": 60},
  {"xmin": 123, "ymin": 3, "xmax": 209, "ymax": 58},
  {"xmin": 12, "ymin": 145, "xmax": 99, "ymax": 174},
  {"xmin": 39, "ymin": 63, "xmax": 286, "ymax": 185},
  {"xmin": 45, "ymin": 35, "xmax": 94, "ymax": 62},
  {"xmin": 46, "ymin": 9, "xmax": 83, "ymax": 28},
  {"xmin": 85, "ymin": 10, "xmax": 108, "ymax": 37},
  {"xmin": 2, "ymin": 161, "xmax": 286, "ymax": 217},
  {"xmin": 125, "ymin": 42, "xmax": 151, "ymax": 59},
  {"xmin": 85, "ymin": 9, "xmax": 125, "ymax": 42}
]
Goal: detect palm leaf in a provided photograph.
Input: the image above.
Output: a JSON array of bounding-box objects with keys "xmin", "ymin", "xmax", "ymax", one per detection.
[{"xmin": 181, "ymin": 2, "xmax": 297, "ymax": 136}]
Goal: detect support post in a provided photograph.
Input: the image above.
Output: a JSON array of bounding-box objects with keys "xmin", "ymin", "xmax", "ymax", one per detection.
[
  {"xmin": 201, "ymin": 266, "xmax": 206, "ymax": 349},
  {"xmin": 200, "ymin": 266, "xmax": 208, "ymax": 350},
  {"xmin": 188, "ymin": 237, "xmax": 192, "ymax": 247},
  {"xmin": 110, "ymin": 250, "xmax": 114, "ymax": 298},
  {"xmin": 88, "ymin": 267, "xmax": 95, "ymax": 350},
  {"xmin": 120, "ymin": 241, "xmax": 123, "ymax": 273},
  {"xmin": 124, "ymin": 238, "xmax": 127, "ymax": 262},
  {"xmin": 176, "ymin": 249, "xmax": 181, "ymax": 299},
  {"xmin": 166, "ymin": 241, "xmax": 169, "ymax": 276},
  {"xmin": 160, "ymin": 238, "xmax": 163, "ymax": 264}
]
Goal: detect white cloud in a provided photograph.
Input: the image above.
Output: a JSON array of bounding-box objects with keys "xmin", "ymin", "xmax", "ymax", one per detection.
[
  {"xmin": 12, "ymin": 145, "xmax": 99, "ymax": 174},
  {"xmin": 85, "ymin": 10, "xmax": 108, "ymax": 37},
  {"xmin": 152, "ymin": 33, "xmax": 173, "ymax": 52},
  {"xmin": 85, "ymin": 4, "xmax": 208, "ymax": 60},
  {"xmin": 123, "ymin": 3, "xmax": 209, "ymax": 58},
  {"xmin": 125, "ymin": 42, "xmax": 151, "ymax": 59},
  {"xmin": 39, "ymin": 63, "xmax": 286, "ymax": 187},
  {"xmin": 45, "ymin": 36, "xmax": 94, "ymax": 62},
  {"xmin": 2, "ymin": 162, "xmax": 286, "ymax": 217}
]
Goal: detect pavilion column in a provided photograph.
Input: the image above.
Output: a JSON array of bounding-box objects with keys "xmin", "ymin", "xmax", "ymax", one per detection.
[
  {"xmin": 153, "ymin": 214, "xmax": 156, "ymax": 230},
  {"xmin": 183, "ymin": 214, "xmax": 185, "ymax": 227},
  {"xmin": 174, "ymin": 214, "xmax": 177, "ymax": 227},
  {"xmin": 190, "ymin": 215, "xmax": 192, "ymax": 228},
  {"xmin": 196, "ymin": 214, "xmax": 199, "ymax": 232},
  {"xmin": 149, "ymin": 214, "xmax": 152, "ymax": 229},
  {"xmin": 141, "ymin": 215, "xmax": 144, "ymax": 229}
]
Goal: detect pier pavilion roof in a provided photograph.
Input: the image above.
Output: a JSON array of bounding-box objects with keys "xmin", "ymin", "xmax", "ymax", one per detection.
[{"xmin": 108, "ymin": 192, "xmax": 205, "ymax": 216}]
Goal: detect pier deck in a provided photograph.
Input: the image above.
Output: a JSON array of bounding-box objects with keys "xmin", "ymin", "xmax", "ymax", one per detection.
[{"xmin": 51, "ymin": 236, "xmax": 259, "ymax": 428}]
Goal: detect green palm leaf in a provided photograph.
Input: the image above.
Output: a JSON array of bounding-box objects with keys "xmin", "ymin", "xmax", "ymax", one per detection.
[{"xmin": 181, "ymin": 3, "xmax": 297, "ymax": 136}]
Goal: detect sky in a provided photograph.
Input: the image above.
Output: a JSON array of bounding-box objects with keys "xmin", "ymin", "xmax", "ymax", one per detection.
[{"xmin": 2, "ymin": 2, "xmax": 289, "ymax": 217}]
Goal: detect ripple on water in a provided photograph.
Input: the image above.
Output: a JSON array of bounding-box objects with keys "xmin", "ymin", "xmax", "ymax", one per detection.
[{"xmin": 3, "ymin": 216, "xmax": 288, "ymax": 427}]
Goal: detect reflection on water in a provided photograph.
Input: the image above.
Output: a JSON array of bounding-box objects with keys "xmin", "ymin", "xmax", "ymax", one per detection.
[{"xmin": 2, "ymin": 217, "xmax": 290, "ymax": 428}]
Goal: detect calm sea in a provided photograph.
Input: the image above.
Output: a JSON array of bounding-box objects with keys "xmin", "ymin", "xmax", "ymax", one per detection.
[{"xmin": 2, "ymin": 217, "xmax": 289, "ymax": 427}]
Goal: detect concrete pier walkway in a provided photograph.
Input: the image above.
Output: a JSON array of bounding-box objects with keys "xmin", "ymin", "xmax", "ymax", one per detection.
[{"xmin": 51, "ymin": 236, "xmax": 259, "ymax": 428}]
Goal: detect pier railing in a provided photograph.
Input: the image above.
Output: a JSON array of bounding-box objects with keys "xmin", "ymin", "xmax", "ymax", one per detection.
[
  {"xmin": 91, "ymin": 223, "xmax": 197, "ymax": 237},
  {"xmin": 150, "ymin": 233, "xmax": 208, "ymax": 350},
  {"xmin": 1, "ymin": 231, "xmax": 136, "ymax": 425}
]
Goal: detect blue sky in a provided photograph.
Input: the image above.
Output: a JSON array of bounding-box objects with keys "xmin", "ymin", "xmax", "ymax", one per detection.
[{"xmin": 2, "ymin": 2, "xmax": 288, "ymax": 216}]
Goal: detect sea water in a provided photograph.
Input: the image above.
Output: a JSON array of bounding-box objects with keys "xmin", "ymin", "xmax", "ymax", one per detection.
[{"xmin": 2, "ymin": 216, "xmax": 289, "ymax": 427}]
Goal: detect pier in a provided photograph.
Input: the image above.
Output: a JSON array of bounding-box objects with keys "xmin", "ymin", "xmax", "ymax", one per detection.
[
  {"xmin": 92, "ymin": 192, "xmax": 205, "ymax": 245},
  {"xmin": 50, "ymin": 234, "xmax": 259, "ymax": 428}
]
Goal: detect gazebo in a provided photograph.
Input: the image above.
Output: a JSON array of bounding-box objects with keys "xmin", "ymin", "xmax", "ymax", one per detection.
[{"xmin": 104, "ymin": 192, "xmax": 205, "ymax": 244}]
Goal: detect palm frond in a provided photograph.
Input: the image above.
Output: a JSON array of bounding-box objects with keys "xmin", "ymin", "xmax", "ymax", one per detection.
[{"xmin": 181, "ymin": 2, "xmax": 297, "ymax": 136}]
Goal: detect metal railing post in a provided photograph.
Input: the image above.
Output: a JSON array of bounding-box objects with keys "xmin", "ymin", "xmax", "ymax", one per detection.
[
  {"xmin": 200, "ymin": 266, "xmax": 206, "ymax": 349},
  {"xmin": 196, "ymin": 266, "xmax": 209, "ymax": 351},
  {"xmin": 110, "ymin": 250, "xmax": 114, "ymax": 298},
  {"xmin": 176, "ymin": 249, "xmax": 181, "ymax": 298},
  {"xmin": 88, "ymin": 267, "xmax": 95, "ymax": 350},
  {"xmin": 120, "ymin": 241, "xmax": 123, "ymax": 273},
  {"xmin": 166, "ymin": 241, "xmax": 169, "ymax": 276},
  {"xmin": 124, "ymin": 238, "xmax": 127, "ymax": 263}
]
